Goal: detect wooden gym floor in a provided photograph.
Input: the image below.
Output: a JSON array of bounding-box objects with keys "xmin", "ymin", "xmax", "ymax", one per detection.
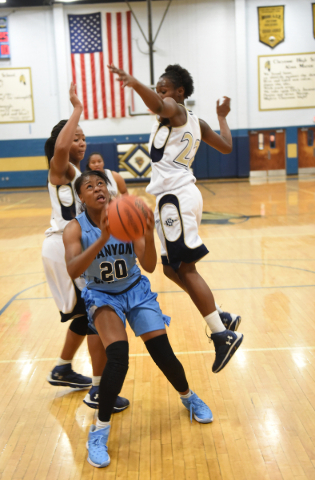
[{"xmin": 1, "ymin": 175, "xmax": 315, "ymax": 480}]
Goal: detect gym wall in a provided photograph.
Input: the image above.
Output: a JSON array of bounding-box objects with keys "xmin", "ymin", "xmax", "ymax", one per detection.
[{"xmin": 0, "ymin": 0, "xmax": 313, "ymax": 187}]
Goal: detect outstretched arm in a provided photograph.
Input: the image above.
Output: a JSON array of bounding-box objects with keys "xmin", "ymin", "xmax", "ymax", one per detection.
[
  {"xmin": 112, "ymin": 171, "xmax": 128, "ymax": 196},
  {"xmin": 108, "ymin": 64, "xmax": 181, "ymax": 119},
  {"xmin": 133, "ymin": 209, "xmax": 156, "ymax": 273},
  {"xmin": 50, "ymin": 83, "xmax": 83, "ymax": 176},
  {"xmin": 200, "ymin": 97, "xmax": 232, "ymax": 154},
  {"xmin": 63, "ymin": 210, "xmax": 110, "ymax": 279}
]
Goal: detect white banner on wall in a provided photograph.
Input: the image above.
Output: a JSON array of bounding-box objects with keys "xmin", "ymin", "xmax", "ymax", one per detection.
[
  {"xmin": 0, "ymin": 67, "xmax": 34, "ymax": 123},
  {"xmin": 258, "ymin": 52, "xmax": 315, "ymax": 111}
]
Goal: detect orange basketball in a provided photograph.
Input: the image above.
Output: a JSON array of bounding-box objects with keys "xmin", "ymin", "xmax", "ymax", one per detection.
[{"xmin": 107, "ymin": 195, "xmax": 150, "ymax": 242}]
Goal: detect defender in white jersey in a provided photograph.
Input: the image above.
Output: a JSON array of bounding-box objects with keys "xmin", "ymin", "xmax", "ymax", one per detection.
[
  {"xmin": 42, "ymin": 82, "xmax": 129, "ymax": 412},
  {"xmin": 109, "ymin": 63, "xmax": 243, "ymax": 374},
  {"xmin": 85, "ymin": 152, "xmax": 128, "ymax": 197}
]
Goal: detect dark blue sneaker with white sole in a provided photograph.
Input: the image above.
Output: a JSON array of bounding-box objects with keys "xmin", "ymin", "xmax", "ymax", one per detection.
[
  {"xmin": 181, "ymin": 391, "xmax": 213, "ymax": 423},
  {"xmin": 47, "ymin": 363, "xmax": 92, "ymax": 389},
  {"xmin": 211, "ymin": 330, "xmax": 244, "ymax": 373},
  {"xmin": 219, "ymin": 312, "xmax": 241, "ymax": 332},
  {"xmin": 83, "ymin": 385, "xmax": 130, "ymax": 413}
]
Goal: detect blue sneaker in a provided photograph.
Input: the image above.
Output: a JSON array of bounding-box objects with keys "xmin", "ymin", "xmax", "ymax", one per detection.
[
  {"xmin": 219, "ymin": 312, "xmax": 241, "ymax": 332},
  {"xmin": 86, "ymin": 424, "xmax": 110, "ymax": 468},
  {"xmin": 47, "ymin": 364, "xmax": 92, "ymax": 389},
  {"xmin": 83, "ymin": 386, "xmax": 130, "ymax": 412},
  {"xmin": 181, "ymin": 391, "xmax": 213, "ymax": 423},
  {"xmin": 211, "ymin": 330, "xmax": 244, "ymax": 373}
]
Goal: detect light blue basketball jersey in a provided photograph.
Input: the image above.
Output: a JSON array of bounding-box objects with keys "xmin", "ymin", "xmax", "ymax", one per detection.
[{"xmin": 76, "ymin": 211, "xmax": 141, "ymax": 294}]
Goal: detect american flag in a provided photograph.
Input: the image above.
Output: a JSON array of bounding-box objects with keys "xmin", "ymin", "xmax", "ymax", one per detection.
[{"xmin": 68, "ymin": 12, "xmax": 133, "ymax": 119}]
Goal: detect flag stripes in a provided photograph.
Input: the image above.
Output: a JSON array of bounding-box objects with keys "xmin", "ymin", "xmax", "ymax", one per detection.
[{"xmin": 68, "ymin": 11, "xmax": 133, "ymax": 119}]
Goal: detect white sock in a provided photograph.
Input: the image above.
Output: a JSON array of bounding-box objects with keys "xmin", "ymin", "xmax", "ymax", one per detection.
[
  {"xmin": 56, "ymin": 357, "xmax": 72, "ymax": 366},
  {"xmin": 180, "ymin": 389, "xmax": 193, "ymax": 399},
  {"xmin": 92, "ymin": 376, "xmax": 101, "ymax": 387},
  {"xmin": 215, "ymin": 302, "xmax": 223, "ymax": 314},
  {"xmin": 95, "ymin": 419, "xmax": 110, "ymax": 431},
  {"xmin": 204, "ymin": 310, "xmax": 226, "ymax": 334}
]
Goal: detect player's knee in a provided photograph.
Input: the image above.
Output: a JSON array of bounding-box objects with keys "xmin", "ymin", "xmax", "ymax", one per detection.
[
  {"xmin": 163, "ymin": 264, "xmax": 173, "ymax": 279},
  {"xmin": 69, "ymin": 316, "xmax": 89, "ymax": 336},
  {"xmin": 177, "ymin": 261, "xmax": 197, "ymax": 278},
  {"xmin": 105, "ymin": 340, "xmax": 129, "ymax": 376},
  {"xmin": 145, "ymin": 333, "xmax": 177, "ymax": 367}
]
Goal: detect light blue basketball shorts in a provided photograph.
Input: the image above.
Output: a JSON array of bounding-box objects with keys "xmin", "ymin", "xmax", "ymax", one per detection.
[{"xmin": 82, "ymin": 275, "xmax": 170, "ymax": 336}]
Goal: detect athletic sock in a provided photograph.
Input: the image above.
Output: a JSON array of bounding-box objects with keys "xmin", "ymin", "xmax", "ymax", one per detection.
[
  {"xmin": 56, "ymin": 357, "xmax": 72, "ymax": 366},
  {"xmin": 204, "ymin": 310, "xmax": 226, "ymax": 334},
  {"xmin": 180, "ymin": 389, "xmax": 193, "ymax": 399},
  {"xmin": 215, "ymin": 302, "xmax": 223, "ymax": 314},
  {"xmin": 92, "ymin": 376, "xmax": 101, "ymax": 387},
  {"xmin": 95, "ymin": 418, "xmax": 110, "ymax": 431}
]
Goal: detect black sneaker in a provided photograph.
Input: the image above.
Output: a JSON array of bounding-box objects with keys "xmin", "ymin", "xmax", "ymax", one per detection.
[
  {"xmin": 211, "ymin": 330, "xmax": 244, "ymax": 373},
  {"xmin": 47, "ymin": 363, "xmax": 92, "ymax": 389},
  {"xmin": 83, "ymin": 386, "xmax": 130, "ymax": 413},
  {"xmin": 219, "ymin": 312, "xmax": 241, "ymax": 332}
]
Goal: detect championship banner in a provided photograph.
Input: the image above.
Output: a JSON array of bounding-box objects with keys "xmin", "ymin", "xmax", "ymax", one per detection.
[
  {"xmin": 313, "ymin": 4, "xmax": 315, "ymax": 39},
  {"xmin": 258, "ymin": 6, "xmax": 285, "ymax": 48},
  {"xmin": 0, "ymin": 17, "xmax": 10, "ymax": 59}
]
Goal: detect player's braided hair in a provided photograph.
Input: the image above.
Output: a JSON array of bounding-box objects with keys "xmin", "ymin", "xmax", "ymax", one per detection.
[
  {"xmin": 44, "ymin": 120, "xmax": 68, "ymax": 168},
  {"xmin": 86, "ymin": 152, "xmax": 104, "ymax": 171},
  {"xmin": 160, "ymin": 65, "xmax": 194, "ymax": 99}
]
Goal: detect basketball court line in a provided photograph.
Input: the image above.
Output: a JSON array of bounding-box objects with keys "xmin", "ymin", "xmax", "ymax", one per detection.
[
  {"xmin": 12, "ymin": 283, "xmax": 315, "ymax": 303},
  {"xmin": 0, "ymin": 198, "xmax": 30, "ymax": 210},
  {"xmin": 0, "ymin": 345, "xmax": 314, "ymax": 365},
  {"xmin": 1, "ymin": 257, "xmax": 315, "ymax": 315}
]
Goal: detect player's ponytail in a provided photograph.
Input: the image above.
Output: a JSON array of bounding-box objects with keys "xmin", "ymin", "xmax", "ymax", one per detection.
[
  {"xmin": 45, "ymin": 120, "xmax": 68, "ymax": 168},
  {"xmin": 161, "ymin": 65, "xmax": 194, "ymax": 99}
]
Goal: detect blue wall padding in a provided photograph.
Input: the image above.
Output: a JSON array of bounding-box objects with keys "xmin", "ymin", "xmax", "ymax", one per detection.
[
  {"xmin": 0, "ymin": 139, "xmax": 46, "ymax": 158},
  {"xmin": 286, "ymin": 126, "xmax": 298, "ymax": 175},
  {"xmin": 236, "ymin": 136, "xmax": 250, "ymax": 177},
  {"xmin": 81, "ymin": 143, "xmax": 118, "ymax": 172},
  {"xmin": 0, "ymin": 126, "xmax": 312, "ymax": 188},
  {"xmin": 0, "ymin": 170, "xmax": 48, "ymax": 188}
]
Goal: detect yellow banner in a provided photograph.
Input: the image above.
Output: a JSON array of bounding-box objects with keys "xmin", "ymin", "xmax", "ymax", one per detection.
[
  {"xmin": 258, "ymin": 6, "xmax": 285, "ymax": 48},
  {"xmin": 313, "ymin": 4, "xmax": 315, "ymax": 39}
]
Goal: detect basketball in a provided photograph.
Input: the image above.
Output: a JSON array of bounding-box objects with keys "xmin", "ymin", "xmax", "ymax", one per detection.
[{"xmin": 107, "ymin": 195, "xmax": 150, "ymax": 242}]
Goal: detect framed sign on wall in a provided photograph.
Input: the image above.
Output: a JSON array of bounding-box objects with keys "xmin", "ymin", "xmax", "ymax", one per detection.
[
  {"xmin": 0, "ymin": 17, "xmax": 10, "ymax": 59},
  {"xmin": 0, "ymin": 67, "xmax": 34, "ymax": 123},
  {"xmin": 258, "ymin": 52, "xmax": 315, "ymax": 111}
]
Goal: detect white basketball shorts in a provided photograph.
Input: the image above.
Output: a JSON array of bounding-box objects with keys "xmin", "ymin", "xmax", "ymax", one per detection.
[
  {"xmin": 42, "ymin": 233, "xmax": 86, "ymax": 322},
  {"xmin": 154, "ymin": 182, "xmax": 209, "ymax": 270}
]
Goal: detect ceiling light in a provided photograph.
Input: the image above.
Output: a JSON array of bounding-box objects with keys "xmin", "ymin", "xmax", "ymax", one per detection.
[{"xmin": 0, "ymin": 1, "xmax": 7, "ymax": 4}]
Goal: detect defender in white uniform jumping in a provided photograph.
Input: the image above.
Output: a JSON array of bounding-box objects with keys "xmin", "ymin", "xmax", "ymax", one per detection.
[{"xmin": 109, "ymin": 63, "xmax": 243, "ymax": 373}]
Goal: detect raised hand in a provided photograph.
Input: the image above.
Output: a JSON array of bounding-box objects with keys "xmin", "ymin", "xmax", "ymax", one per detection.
[
  {"xmin": 108, "ymin": 64, "xmax": 136, "ymax": 88},
  {"xmin": 216, "ymin": 96, "xmax": 231, "ymax": 118},
  {"xmin": 69, "ymin": 82, "xmax": 83, "ymax": 109}
]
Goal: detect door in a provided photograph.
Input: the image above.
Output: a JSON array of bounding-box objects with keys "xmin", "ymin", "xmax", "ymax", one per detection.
[
  {"xmin": 298, "ymin": 128, "xmax": 315, "ymax": 174},
  {"xmin": 249, "ymin": 130, "xmax": 286, "ymax": 176}
]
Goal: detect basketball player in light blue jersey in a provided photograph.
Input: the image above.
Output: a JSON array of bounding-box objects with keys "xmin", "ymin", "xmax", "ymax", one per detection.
[
  {"xmin": 63, "ymin": 170, "xmax": 214, "ymax": 468},
  {"xmin": 108, "ymin": 63, "xmax": 243, "ymax": 374}
]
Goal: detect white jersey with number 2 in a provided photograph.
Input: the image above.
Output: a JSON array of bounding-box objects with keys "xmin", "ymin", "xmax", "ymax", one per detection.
[{"xmin": 146, "ymin": 106, "xmax": 201, "ymax": 196}]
